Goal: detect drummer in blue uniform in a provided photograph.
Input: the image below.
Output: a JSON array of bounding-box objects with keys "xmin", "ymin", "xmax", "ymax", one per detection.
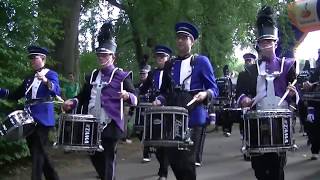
[
  {"xmin": 154, "ymin": 22, "xmax": 219, "ymax": 180},
  {"xmin": 140, "ymin": 45, "xmax": 172, "ymax": 180},
  {"xmin": 0, "ymin": 46, "xmax": 61, "ymax": 180}
]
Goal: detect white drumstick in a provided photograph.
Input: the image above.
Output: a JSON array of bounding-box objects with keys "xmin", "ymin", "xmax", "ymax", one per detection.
[
  {"xmin": 55, "ymin": 95, "xmax": 65, "ymax": 103},
  {"xmin": 187, "ymin": 98, "xmax": 197, "ymax": 107},
  {"xmin": 278, "ymin": 79, "xmax": 297, "ymax": 106}
]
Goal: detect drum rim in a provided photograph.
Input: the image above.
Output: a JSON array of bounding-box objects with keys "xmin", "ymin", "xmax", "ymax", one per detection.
[
  {"xmin": 136, "ymin": 102, "xmax": 153, "ymax": 106},
  {"xmin": 60, "ymin": 114, "xmax": 97, "ymax": 121},
  {"xmin": 145, "ymin": 106, "xmax": 188, "ymax": 113}
]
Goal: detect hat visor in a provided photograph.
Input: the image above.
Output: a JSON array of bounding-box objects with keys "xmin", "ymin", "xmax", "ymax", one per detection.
[
  {"xmin": 28, "ymin": 53, "xmax": 46, "ymax": 57},
  {"xmin": 176, "ymin": 31, "xmax": 194, "ymax": 40},
  {"xmin": 258, "ymin": 35, "xmax": 278, "ymax": 41},
  {"xmin": 96, "ymin": 48, "xmax": 114, "ymax": 54},
  {"xmin": 155, "ymin": 52, "xmax": 170, "ymax": 56}
]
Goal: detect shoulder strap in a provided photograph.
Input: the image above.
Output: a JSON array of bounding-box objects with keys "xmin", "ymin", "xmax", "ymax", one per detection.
[
  {"xmin": 89, "ymin": 69, "xmax": 98, "ymax": 84},
  {"xmin": 182, "ymin": 54, "xmax": 197, "ymax": 86}
]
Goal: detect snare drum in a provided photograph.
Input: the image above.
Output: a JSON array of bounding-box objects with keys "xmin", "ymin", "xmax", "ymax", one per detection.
[
  {"xmin": 57, "ymin": 114, "xmax": 101, "ymax": 152},
  {"xmin": 134, "ymin": 102, "xmax": 152, "ymax": 131},
  {"xmin": 302, "ymin": 92, "xmax": 320, "ymax": 102},
  {"xmin": 0, "ymin": 110, "xmax": 35, "ymax": 141},
  {"xmin": 223, "ymin": 108, "xmax": 243, "ymax": 123},
  {"xmin": 143, "ymin": 106, "xmax": 192, "ymax": 147},
  {"xmin": 243, "ymin": 109, "xmax": 293, "ymax": 153}
]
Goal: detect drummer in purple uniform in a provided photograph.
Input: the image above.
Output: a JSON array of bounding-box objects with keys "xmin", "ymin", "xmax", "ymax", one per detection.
[
  {"xmin": 154, "ymin": 22, "xmax": 219, "ymax": 180},
  {"xmin": 236, "ymin": 6, "xmax": 297, "ymax": 180},
  {"xmin": 63, "ymin": 22, "xmax": 137, "ymax": 180},
  {"xmin": 0, "ymin": 46, "xmax": 61, "ymax": 180}
]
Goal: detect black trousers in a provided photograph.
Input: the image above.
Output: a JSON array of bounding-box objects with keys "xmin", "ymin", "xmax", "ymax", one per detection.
[
  {"xmin": 298, "ymin": 100, "xmax": 308, "ymax": 132},
  {"xmin": 192, "ymin": 126, "xmax": 206, "ymax": 164},
  {"xmin": 137, "ymin": 131, "xmax": 151, "ymax": 159},
  {"xmin": 155, "ymin": 147, "xmax": 169, "ymax": 177},
  {"xmin": 26, "ymin": 125, "xmax": 59, "ymax": 180},
  {"xmin": 251, "ymin": 152, "xmax": 286, "ymax": 180},
  {"xmin": 90, "ymin": 138, "xmax": 118, "ymax": 180},
  {"xmin": 308, "ymin": 121, "xmax": 320, "ymax": 154},
  {"xmin": 164, "ymin": 126, "xmax": 206, "ymax": 180},
  {"xmin": 222, "ymin": 110, "xmax": 233, "ymax": 133},
  {"xmin": 307, "ymin": 105, "xmax": 320, "ymax": 154},
  {"xmin": 166, "ymin": 147, "xmax": 196, "ymax": 180},
  {"xmin": 90, "ymin": 121, "xmax": 122, "ymax": 180}
]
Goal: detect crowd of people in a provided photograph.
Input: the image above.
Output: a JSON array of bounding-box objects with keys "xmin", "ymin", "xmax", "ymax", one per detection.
[{"xmin": 1, "ymin": 5, "xmax": 320, "ymax": 180}]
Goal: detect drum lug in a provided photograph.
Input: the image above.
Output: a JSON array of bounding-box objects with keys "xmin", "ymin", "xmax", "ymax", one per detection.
[
  {"xmin": 240, "ymin": 146, "xmax": 247, "ymax": 153},
  {"xmin": 185, "ymin": 138, "xmax": 194, "ymax": 146},
  {"xmin": 52, "ymin": 142, "xmax": 58, "ymax": 149},
  {"xmin": 290, "ymin": 139, "xmax": 299, "ymax": 152},
  {"xmin": 96, "ymin": 145, "xmax": 104, "ymax": 152}
]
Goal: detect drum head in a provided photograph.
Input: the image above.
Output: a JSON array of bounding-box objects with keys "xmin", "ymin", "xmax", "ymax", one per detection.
[
  {"xmin": 137, "ymin": 102, "xmax": 153, "ymax": 107},
  {"xmin": 244, "ymin": 109, "xmax": 292, "ymax": 119},
  {"xmin": 1, "ymin": 110, "xmax": 35, "ymax": 141},
  {"xmin": 4, "ymin": 123, "xmax": 35, "ymax": 141},
  {"xmin": 60, "ymin": 114, "xmax": 96, "ymax": 122},
  {"xmin": 145, "ymin": 106, "xmax": 188, "ymax": 114}
]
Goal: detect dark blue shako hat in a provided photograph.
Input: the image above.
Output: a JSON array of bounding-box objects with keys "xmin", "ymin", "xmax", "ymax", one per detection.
[
  {"xmin": 175, "ymin": 22, "xmax": 199, "ymax": 40},
  {"xmin": 154, "ymin": 45, "xmax": 172, "ymax": 56}
]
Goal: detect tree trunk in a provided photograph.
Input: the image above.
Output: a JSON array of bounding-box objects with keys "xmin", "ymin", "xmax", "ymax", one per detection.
[
  {"xmin": 107, "ymin": 0, "xmax": 145, "ymax": 69},
  {"xmin": 52, "ymin": 0, "xmax": 81, "ymax": 77}
]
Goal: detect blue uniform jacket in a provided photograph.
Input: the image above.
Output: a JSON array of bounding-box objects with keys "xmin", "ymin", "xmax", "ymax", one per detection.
[
  {"xmin": 0, "ymin": 69, "xmax": 60, "ymax": 126},
  {"xmin": 159, "ymin": 55, "xmax": 219, "ymax": 127}
]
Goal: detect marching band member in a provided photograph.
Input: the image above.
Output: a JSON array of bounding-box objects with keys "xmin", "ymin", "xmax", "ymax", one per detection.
[
  {"xmin": 221, "ymin": 65, "xmax": 234, "ymax": 137},
  {"xmin": 135, "ymin": 66, "xmax": 152, "ymax": 163},
  {"xmin": 302, "ymin": 49, "xmax": 320, "ymax": 160},
  {"xmin": 236, "ymin": 53, "xmax": 256, "ymax": 138},
  {"xmin": 62, "ymin": 22, "xmax": 137, "ymax": 180},
  {"xmin": 236, "ymin": 6, "xmax": 297, "ymax": 180},
  {"xmin": 0, "ymin": 46, "xmax": 60, "ymax": 180},
  {"xmin": 139, "ymin": 45, "xmax": 172, "ymax": 180},
  {"xmin": 154, "ymin": 22, "xmax": 219, "ymax": 180}
]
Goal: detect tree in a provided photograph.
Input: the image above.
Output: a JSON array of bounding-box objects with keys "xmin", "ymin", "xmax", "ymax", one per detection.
[
  {"xmin": 39, "ymin": 0, "xmax": 82, "ymax": 77},
  {"xmin": 103, "ymin": 0, "xmax": 290, "ymax": 74}
]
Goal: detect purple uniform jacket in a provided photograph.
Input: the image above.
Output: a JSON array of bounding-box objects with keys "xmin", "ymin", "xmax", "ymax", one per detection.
[
  {"xmin": 236, "ymin": 57, "xmax": 296, "ymax": 107},
  {"xmin": 74, "ymin": 66, "xmax": 137, "ymax": 132}
]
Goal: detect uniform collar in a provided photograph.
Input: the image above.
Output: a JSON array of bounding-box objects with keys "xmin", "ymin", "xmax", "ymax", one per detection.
[
  {"xmin": 34, "ymin": 66, "xmax": 45, "ymax": 73},
  {"xmin": 101, "ymin": 65, "xmax": 115, "ymax": 75},
  {"xmin": 177, "ymin": 54, "xmax": 192, "ymax": 60}
]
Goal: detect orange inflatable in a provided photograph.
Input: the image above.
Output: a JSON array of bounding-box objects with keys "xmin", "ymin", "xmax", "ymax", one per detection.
[{"xmin": 287, "ymin": 0, "xmax": 320, "ymax": 47}]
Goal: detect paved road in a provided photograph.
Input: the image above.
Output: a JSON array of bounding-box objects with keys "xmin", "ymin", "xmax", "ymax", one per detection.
[{"xmin": 3, "ymin": 124, "xmax": 320, "ymax": 180}]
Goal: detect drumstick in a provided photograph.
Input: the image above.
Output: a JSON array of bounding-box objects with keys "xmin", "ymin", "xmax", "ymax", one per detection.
[
  {"xmin": 278, "ymin": 79, "xmax": 297, "ymax": 106},
  {"xmin": 55, "ymin": 95, "xmax": 65, "ymax": 103},
  {"xmin": 187, "ymin": 98, "xmax": 197, "ymax": 107}
]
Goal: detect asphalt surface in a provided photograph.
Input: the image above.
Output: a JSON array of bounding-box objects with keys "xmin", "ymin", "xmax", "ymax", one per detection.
[{"xmin": 2, "ymin": 124, "xmax": 320, "ymax": 180}]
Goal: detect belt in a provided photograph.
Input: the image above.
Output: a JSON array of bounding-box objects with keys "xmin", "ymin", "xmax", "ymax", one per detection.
[{"xmin": 25, "ymin": 97, "xmax": 53, "ymax": 106}]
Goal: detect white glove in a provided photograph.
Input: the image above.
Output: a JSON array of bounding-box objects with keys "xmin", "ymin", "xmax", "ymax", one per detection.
[{"xmin": 307, "ymin": 107, "xmax": 315, "ymax": 123}]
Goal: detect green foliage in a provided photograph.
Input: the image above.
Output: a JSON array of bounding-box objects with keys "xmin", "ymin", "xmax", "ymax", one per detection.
[
  {"xmin": 0, "ymin": 139, "xmax": 29, "ymax": 166},
  {"xmin": 79, "ymin": 1, "xmax": 294, "ymax": 81},
  {"xmin": 79, "ymin": 52, "xmax": 99, "ymax": 82},
  {"xmin": 0, "ymin": 0, "xmax": 63, "ymax": 164},
  {"xmin": 110, "ymin": 0, "xmax": 286, "ymax": 74}
]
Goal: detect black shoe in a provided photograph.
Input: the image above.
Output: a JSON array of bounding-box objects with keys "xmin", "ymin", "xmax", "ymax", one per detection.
[{"xmin": 311, "ymin": 154, "xmax": 318, "ymax": 160}]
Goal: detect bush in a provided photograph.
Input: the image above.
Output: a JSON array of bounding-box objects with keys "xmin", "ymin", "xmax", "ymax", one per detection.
[{"xmin": 0, "ymin": 139, "xmax": 29, "ymax": 166}]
